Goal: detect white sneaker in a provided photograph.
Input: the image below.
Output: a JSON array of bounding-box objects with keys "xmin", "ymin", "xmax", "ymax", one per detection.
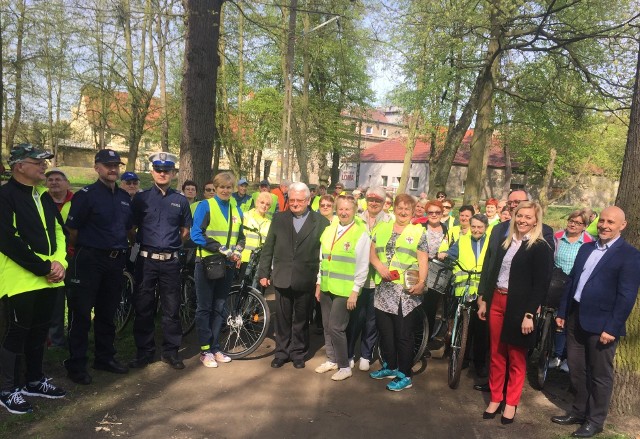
[
  {"xmin": 315, "ymin": 361, "xmax": 338, "ymax": 373},
  {"xmin": 548, "ymin": 356, "xmax": 561, "ymax": 369},
  {"xmin": 559, "ymin": 360, "xmax": 569, "ymax": 373},
  {"xmin": 200, "ymin": 352, "xmax": 218, "ymax": 368},
  {"xmin": 214, "ymin": 352, "xmax": 232, "ymax": 363},
  {"xmin": 359, "ymin": 358, "xmax": 370, "ymax": 371},
  {"xmin": 349, "ymin": 358, "xmax": 355, "ymax": 368},
  {"xmin": 331, "ymin": 368, "xmax": 353, "ymax": 381}
]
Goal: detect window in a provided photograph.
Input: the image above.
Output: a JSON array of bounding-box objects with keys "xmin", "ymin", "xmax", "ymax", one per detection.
[
  {"xmin": 381, "ymin": 175, "xmax": 388, "ymax": 187},
  {"xmin": 381, "ymin": 128, "xmax": 388, "ymax": 137},
  {"xmin": 365, "ymin": 126, "xmax": 373, "ymax": 135},
  {"xmin": 410, "ymin": 177, "xmax": 419, "ymax": 190}
]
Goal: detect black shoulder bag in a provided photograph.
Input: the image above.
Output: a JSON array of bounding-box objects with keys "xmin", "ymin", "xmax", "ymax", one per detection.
[{"xmin": 200, "ymin": 211, "xmax": 234, "ymax": 280}]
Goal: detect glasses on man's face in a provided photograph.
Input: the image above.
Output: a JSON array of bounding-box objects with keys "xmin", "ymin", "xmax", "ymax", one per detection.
[
  {"xmin": 204, "ymin": 187, "xmax": 215, "ymax": 192},
  {"xmin": 427, "ymin": 210, "xmax": 442, "ymax": 216},
  {"xmin": 567, "ymin": 219, "xmax": 585, "ymax": 226},
  {"xmin": 21, "ymin": 160, "xmax": 48, "ymax": 168},
  {"xmin": 124, "ymin": 180, "xmax": 139, "ymax": 185},
  {"xmin": 508, "ymin": 199, "xmax": 527, "ymax": 206},
  {"xmin": 366, "ymin": 198, "xmax": 382, "ymax": 203}
]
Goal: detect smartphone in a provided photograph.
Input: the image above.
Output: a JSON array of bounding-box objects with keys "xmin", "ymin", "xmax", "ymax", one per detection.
[{"xmin": 389, "ymin": 270, "xmax": 400, "ymax": 280}]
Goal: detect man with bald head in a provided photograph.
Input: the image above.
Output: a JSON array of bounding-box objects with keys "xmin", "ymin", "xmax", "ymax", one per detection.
[{"xmin": 551, "ymin": 206, "xmax": 640, "ymax": 438}]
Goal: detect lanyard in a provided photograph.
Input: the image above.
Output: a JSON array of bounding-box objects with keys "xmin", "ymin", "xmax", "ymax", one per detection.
[{"xmin": 328, "ymin": 222, "xmax": 355, "ymax": 261}]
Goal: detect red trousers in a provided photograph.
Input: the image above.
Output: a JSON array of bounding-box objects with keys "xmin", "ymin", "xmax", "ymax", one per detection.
[{"xmin": 488, "ymin": 292, "xmax": 528, "ymax": 406}]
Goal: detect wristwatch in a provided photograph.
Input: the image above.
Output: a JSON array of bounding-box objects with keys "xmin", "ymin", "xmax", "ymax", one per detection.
[{"xmin": 524, "ymin": 313, "xmax": 534, "ymax": 319}]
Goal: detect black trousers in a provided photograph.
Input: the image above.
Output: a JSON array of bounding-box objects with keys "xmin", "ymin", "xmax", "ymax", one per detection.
[
  {"xmin": 566, "ymin": 302, "xmax": 617, "ymax": 428},
  {"xmin": 470, "ymin": 311, "xmax": 488, "ymax": 371},
  {"xmin": 66, "ymin": 248, "xmax": 125, "ymax": 373},
  {"xmin": 274, "ymin": 287, "xmax": 314, "ymax": 362},
  {"xmin": 375, "ymin": 304, "xmax": 417, "ymax": 377},
  {"xmin": 0, "ymin": 288, "xmax": 57, "ymax": 392},
  {"xmin": 133, "ymin": 256, "xmax": 182, "ymax": 358}
]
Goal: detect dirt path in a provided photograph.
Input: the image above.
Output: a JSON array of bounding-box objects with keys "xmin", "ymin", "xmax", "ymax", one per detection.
[{"xmin": 2, "ymin": 296, "xmax": 638, "ymax": 439}]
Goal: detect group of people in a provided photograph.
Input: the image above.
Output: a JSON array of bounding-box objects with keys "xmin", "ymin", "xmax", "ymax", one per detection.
[{"xmin": 1, "ymin": 144, "xmax": 639, "ymax": 439}]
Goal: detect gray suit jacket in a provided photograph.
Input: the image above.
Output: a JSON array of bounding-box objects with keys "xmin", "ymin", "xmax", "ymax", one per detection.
[{"xmin": 257, "ymin": 209, "xmax": 330, "ymax": 292}]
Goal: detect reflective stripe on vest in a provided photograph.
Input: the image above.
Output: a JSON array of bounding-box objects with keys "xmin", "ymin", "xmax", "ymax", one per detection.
[
  {"xmin": 372, "ymin": 222, "xmax": 424, "ymax": 286},
  {"xmin": 319, "ymin": 220, "xmax": 368, "ymax": 297},
  {"xmin": 200, "ymin": 197, "xmax": 241, "ymax": 258},
  {"xmin": 452, "ymin": 233, "xmax": 488, "ymax": 297}
]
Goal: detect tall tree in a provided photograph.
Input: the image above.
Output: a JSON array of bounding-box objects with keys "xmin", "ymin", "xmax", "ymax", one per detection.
[
  {"xmin": 179, "ymin": 0, "xmax": 224, "ymax": 189},
  {"xmin": 5, "ymin": 0, "xmax": 26, "ymax": 152},
  {"xmin": 612, "ymin": 38, "xmax": 640, "ymax": 417}
]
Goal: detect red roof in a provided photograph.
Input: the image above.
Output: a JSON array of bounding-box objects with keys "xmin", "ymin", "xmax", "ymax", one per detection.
[{"xmin": 359, "ymin": 130, "xmax": 509, "ymax": 168}]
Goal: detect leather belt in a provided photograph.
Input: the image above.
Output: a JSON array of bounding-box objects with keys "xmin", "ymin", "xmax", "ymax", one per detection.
[
  {"xmin": 139, "ymin": 250, "xmax": 178, "ymax": 261},
  {"xmin": 494, "ymin": 287, "xmax": 508, "ymax": 295}
]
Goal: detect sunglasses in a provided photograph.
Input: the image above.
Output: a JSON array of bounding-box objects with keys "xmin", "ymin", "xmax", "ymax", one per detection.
[{"xmin": 427, "ymin": 211, "xmax": 442, "ymax": 215}]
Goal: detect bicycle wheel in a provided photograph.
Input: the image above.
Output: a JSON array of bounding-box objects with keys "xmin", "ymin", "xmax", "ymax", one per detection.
[
  {"xmin": 115, "ymin": 270, "xmax": 134, "ymax": 334},
  {"xmin": 447, "ymin": 306, "xmax": 470, "ymax": 389},
  {"xmin": 180, "ymin": 274, "xmax": 197, "ymax": 336},
  {"xmin": 376, "ymin": 305, "xmax": 429, "ymax": 366},
  {"xmin": 218, "ymin": 285, "xmax": 270, "ymax": 359},
  {"xmin": 536, "ymin": 311, "xmax": 555, "ymax": 389}
]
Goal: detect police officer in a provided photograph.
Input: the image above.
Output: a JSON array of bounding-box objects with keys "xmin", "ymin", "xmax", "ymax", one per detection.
[
  {"xmin": 65, "ymin": 149, "xmax": 133, "ymax": 385},
  {"xmin": 0, "ymin": 144, "xmax": 67, "ymax": 414},
  {"xmin": 128, "ymin": 153, "xmax": 192, "ymax": 370}
]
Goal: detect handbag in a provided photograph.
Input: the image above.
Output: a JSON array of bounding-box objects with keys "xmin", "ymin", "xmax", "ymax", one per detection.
[{"xmin": 200, "ymin": 207, "xmax": 234, "ymax": 281}]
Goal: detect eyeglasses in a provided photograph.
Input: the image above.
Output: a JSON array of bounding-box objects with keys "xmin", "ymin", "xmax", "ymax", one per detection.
[
  {"xmin": 427, "ymin": 211, "xmax": 442, "ymax": 216},
  {"xmin": 442, "ymin": 205, "xmax": 452, "ymax": 209},
  {"xmin": 567, "ymin": 219, "xmax": 585, "ymax": 226},
  {"xmin": 123, "ymin": 180, "xmax": 139, "ymax": 185},
  {"xmin": 366, "ymin": 198, "xmax": 382, "ymax": 203},
  {"xmin": 289, "ymin": 198, "xmax": 308, "ymax": 204},
  {"xmin": 320, "ymin": 203, "xmax": 333, "ymax": 208},
  {"xmin": 21, "ymin": 160, "xmax": 48, "ymax": 167},
  {"xmin": 508, "ymin": 199, "xmax": 527, "ymax": 206},
  {"xmin": 204, "ymin": 187, "xmax": 215, "ymax": 192}
]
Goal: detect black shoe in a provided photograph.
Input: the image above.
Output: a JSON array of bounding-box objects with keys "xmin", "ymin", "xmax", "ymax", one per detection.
[
  {"xmin": 67, "ymin": 370, "xmax": 92, "ymax": 385},
  {"xmin": 93, "ymin": 359, "xmax": 129, "ymax": 374},
  {"xmin": 571, "ymin": 422, "xmax": 603, "ymax": 438},
  {"xmin": 483, "ymin": 404, "xmax": 502, "ymax": 419},
  {"xmin": 293, "ymin": 359, "xmax": 305, "ymax": 369},
  {"xmin": 0, "ymin": 389, "xmax": 33, "ymax": 414},
  {"xmin": 474, "ymin": 383, "xmax": 490, "ymax": 392},
  {"xmin": 501, "ymin": 406, "xmax": 517, "ymax": 425},
  {"xmin": 161, "ymin": 355, "xmax": 185, "ymax": 370},
  {"xmin": 129, "ymin": 356, "xmax": 153, "ymax": 369},
  {"xmin": 271, "ymin": 358, "xmax": 287, "ymax": 368},
  {"xmin": 551, "ymin": 415, "xmax": 586, "ymax": 425}
]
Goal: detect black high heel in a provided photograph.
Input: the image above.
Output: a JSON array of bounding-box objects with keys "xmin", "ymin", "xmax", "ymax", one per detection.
[
  {"xmin": 483, "ymin": 403, "xmax": 502, "ymax": 419},
  {"xmin": 501, "ymin": 406, "xmax": 517, "ymax": 424}
]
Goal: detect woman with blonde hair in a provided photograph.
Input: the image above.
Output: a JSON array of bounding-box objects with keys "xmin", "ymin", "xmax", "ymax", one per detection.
[{"xmin": 476, "ymin": 201, "xmax": 552, "ymax": 424}]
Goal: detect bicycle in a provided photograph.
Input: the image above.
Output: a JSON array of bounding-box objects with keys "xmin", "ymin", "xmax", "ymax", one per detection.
[
  {"xmin": 375, "ymin": 305, "xmax": 430, "ymax": 368},
  {"xmin": 533, "ymin": 305, "xmax": 556, "ymax": 389},
  {"xmin": 446, "ymin": 261, "xmax": 481, "ymax": 389},
  {"xmin": 114, "ymin": 250, "xmax": 197, "ymax": 336},
  {"xmin": 218, "ymin": 226, "xmax": 271, "ymax": 359}
]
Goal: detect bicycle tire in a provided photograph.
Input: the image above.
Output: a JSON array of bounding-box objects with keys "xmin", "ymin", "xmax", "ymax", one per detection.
[
  {"xmin": 536, "ymin": 311, "xmax": 555, "ymax": 389},
  {"xmin": 115, "ymin": 270, "xmax": 135, "ymax": 334},
  {"xmin": 376, "ymin": 306, "xmax": 429, "ymax": 367},
  {"xmin": 218, "ymin": 285, "xmax": 270, "ymax": 359},
  {"xmin": 447, "ymin": 307, "xmax": 470, "ymax": 389},
  {"xmin": 180, "ymin": 274, "xmax": 197, "ymax": 336}
]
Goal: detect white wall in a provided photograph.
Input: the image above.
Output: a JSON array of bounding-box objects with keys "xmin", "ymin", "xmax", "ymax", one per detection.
[{"xmin": 358, "ymin": 162, "xmax": 429, "ymax": 194}]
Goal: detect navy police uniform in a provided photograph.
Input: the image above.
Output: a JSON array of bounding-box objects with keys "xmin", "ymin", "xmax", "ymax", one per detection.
[
  {"xmin": 130, "ymin": 153, "xmax": 192, "ymax": 367},
  {"xmin": 65, "ymin": 149, "xmax": 133, "ymax": 383}
]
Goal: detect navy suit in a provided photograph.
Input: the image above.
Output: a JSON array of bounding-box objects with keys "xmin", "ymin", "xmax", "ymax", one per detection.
[{"xmin": 557, "ymin": 237, "xmax": 640, "ymax": 428}]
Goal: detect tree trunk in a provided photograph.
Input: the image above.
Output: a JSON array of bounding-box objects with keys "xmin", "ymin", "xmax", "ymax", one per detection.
[
  {"xmin": 254, "ymin": 149, "xmax": 262, "ymax": 182},
  {"xmin": 280, "ymin": 0, "xmax": 297, "ymax": 181},
  {"xmin": 501, "ymin": 136, "xmax": 513, "ymax": 199},
  {"xmin": 179, "ymin": 0, "xmax": 224, "ymax": 189},
  {"xmin": 5, "ymin": 0, "xmax": 26, "ymax": 151},
  {"xmin": 611, "ymin": 39, "xmax": 640, "ymax": 417},
  {"xmin": 157, "ymin": 0, "xmax": 170, "ymax": 152},
  {"xmin": 296, "ymin": 8, "xmax": 310, "ymax": 184},
  {"xmin": 398, "ymin": 112, "xmax": 420, "ymax": 194},
  {"xmin": 330, "ymin": 149, "xmax": 340, "ymax": 187},
  {"xmin": 538, "ymin": 148, "xmax": 556, "ymax": 214}
]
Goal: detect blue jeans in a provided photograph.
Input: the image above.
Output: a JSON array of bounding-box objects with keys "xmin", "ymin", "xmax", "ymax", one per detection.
[{"xmin": 194, "ymin": 262, "xmax": 233, "ymax": 353}]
